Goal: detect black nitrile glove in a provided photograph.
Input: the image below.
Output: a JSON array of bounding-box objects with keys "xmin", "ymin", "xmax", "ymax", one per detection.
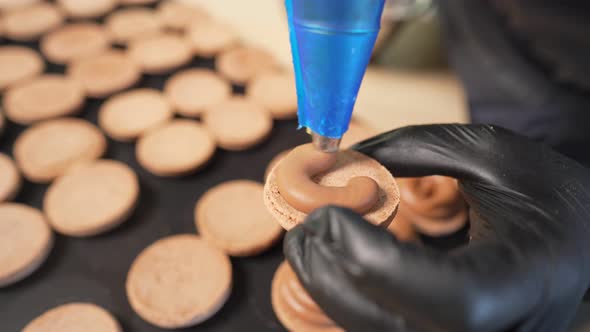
[{"xmin": 284, "ymin": 124, "xmax": 590, "ymax": 332}]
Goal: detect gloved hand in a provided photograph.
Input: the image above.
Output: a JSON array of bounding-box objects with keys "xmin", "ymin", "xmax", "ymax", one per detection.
[{"xmin": 284, "ymin": 124, "xmax": 590, "ymax": 332}]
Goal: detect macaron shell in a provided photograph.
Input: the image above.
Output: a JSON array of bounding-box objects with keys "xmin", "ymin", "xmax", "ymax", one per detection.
[
  {"xmin": 216, "ymin": 46, "xmax": 277, "ymax": 84},
  {"xmin": 68, "ymin": 50, "xmax": 141, "ymax": 98},
  {"xmin": 164, "ymin": 69, "xmax": 231, "ymax": 117},
  {"xmin": 0, "ymin": 153, "xmax": 21, "ymax": 202},
  {"xmin": 136, "ymin": 119, "xmax": 216, "ymax": 176},
  {"xmin": 195, "ymin": 180, "xmax": 283, "ymax": 256},
  {"xmin": 41, "ymin": 23, "xmax": 110, "ymax": 65},
  {"xmin": 126, "ymin": 234, "xmax": 232, "ymax": 329},
  {"xmin": 0, "ymin": 204, "xmax": 53, "ymax": 287},
  {"xmin": 0, "ymin": 0, "xmax": 42, "ymax": 11},
  {"xmin": 0, "ymin": 46, "xmax": 44, "ymax": 91},
  {"xmin": 14, "ymin": 118, "xmax": 106, "ymax": 183},
  {"xmin": 157, "ymin": 1, "xmax": 209, "ymax": 31},
  {"xmin": 187, "ymin": 20, "xmax": 237, "ymax": 57},
  {"xmin": 105, "ymin": 8, "xmax": 162, "ymax": 44},
  {"xmin": 246, "ymin": 72, "xmax": 298, "ymax": 120},
  {"xmin": 203, "ymin": 97, "xmax": 273, "ymax": 151},
  {"xmin": 2, "ymin": 3, "xmax": 64, "ymax": 41},
  {"xmin": 43, "ymin": 160, "xmax": 139, "ymax": 237},
  {"xmin": 57, "ymin": 0, "xmax": 119, "ymax": 19},
  {"xmin": 2, "ymin": 2, "xmax": 64, "ymax": 41},
  {"xmin": 128, "ymin": 33, "xmax": 193, "ymax": 74},
  {"xmin": 23, "ymin": 302, "xmax": 122, "ymax": 332},
  {"xmin": 99, "ymin": 88, "xmax": 173, "ymax": 141},
  {"xmin": 120, "ymin": 0, "xmax": 157, "ymax": 4},
  {"xmin": 264, "ymin": 148, "xmax": 399, "ymax": 230},
  {"xmin": 3, "ymin": 75, "xmax": 85, "ymax": 125}
]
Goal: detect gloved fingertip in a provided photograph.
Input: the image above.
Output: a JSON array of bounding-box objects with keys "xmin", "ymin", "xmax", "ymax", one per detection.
[
  {"xmin": 284, "ymin": 225, "xmax": 304, "ymax": 258},
  {"xmin": 304, "ymin": 206, "xmax": 366, "ymax": 244},
  {"xmin": 284, "ymin": 225, "xmax": 310, "ymax": 282},
  {"xmin": 302, "ymin": 205, "xmax": 342, "ymax": 239},
  {"xmin": 349, "ymin": 135, "xmax": 379, "ymax": 152}
]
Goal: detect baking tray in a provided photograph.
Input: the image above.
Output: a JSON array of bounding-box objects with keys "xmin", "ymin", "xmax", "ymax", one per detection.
[{"xmin": 0, "ymin": 11, "xmax": 309, "ymax": 329}]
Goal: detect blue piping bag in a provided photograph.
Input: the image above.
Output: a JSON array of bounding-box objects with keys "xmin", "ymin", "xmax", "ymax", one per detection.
[{"xmin": 285, "ymin": 0, "xmax": 384, "ymax": 151}]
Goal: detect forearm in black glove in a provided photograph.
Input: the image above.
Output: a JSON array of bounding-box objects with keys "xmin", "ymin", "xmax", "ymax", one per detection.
[{"xmin": 284, "ymin": 124, "xmax": 590, "ymax": 332}]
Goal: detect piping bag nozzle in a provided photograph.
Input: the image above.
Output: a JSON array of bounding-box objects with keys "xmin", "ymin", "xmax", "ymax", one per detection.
[{"xmin": 286, "ymin": 0, "xmax": 385, "ymax": 142}]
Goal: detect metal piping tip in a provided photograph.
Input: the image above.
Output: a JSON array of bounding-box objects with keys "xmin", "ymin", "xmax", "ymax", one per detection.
[{"xmin": 310, "ymin": 130, "xmax": 341, "ymax": 153}]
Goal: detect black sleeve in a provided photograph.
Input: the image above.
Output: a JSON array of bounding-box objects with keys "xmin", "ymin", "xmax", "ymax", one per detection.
[{"xmin": 437, "ymin": 0, "xmax": 590, "ymax": 165}]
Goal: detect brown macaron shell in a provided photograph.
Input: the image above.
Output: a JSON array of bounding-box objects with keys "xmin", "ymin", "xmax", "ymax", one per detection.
[
  {"xmin": 0, "ymin": 204, "xmax": 53, "ymax": 287},
  {"xmin": 105, "ymin": 7, "xmax": 162, "ymax": 45},
  {"xmin": 246, "ymin": 72, "xmax": 298, "ymax": 120},
  {"xmin": 275, "ymin": 144, "xmax": 380, "ymax": 215},
  {"xmin": 128, "ymin": 33, "xmax": 193, "ymax": 74},
  {"xmin": 264, "ymin": 146, "xmax": 399, "ymax": 230},
  {"xmin": 41, "ymin": 23, "xmax": 110, "ymax": 65},
  {"xmin": 3, "ymin": 74, "xmax": 84, "ymax": 125},
  {"xmin": 120, "ymin": 0, "xmax": 157, "ymax": 4},
  {"xmin": 0, "ymin": 46, "xmax": 44, "ymax": 91},
  {"xmin": 57, "ymin": 0, "xmax": 119, "ymax": 19},
  {"xmin": 187, "ymin": 20, "xmax": 237, "ymax": 57},
  {"xmin": 99, "ymin": 88, "xmax": 173, "ymax": 141},
  {"xmin": 0, "ymin": 153, "xmax": 21, "ymax": 202},
  {"xmin": 157, "ymin": 1, "xmax": 209, "ymax": 31},
  {"xmin": 2, "ymin": 3, "xmax": 64, "ymax": 41},
  {"xmin": 43, "ymin": 159, "xmax": 139, "ymax": 237},
  {"xmin": 68, "ymin": 50, "xmax": 141, "ymax": 98},
  {"xmin": 136, "ymin": 119, "xmax": 216, "ymax": 176},
  {"xmin": 195, "ymin": 180, "xmax": 283, "ymax": 256},
  {"xmin": 14, "ymin": 118, "xmax": 106, "ymax": 183},
  {"xmin": 126, "ymin": 234, "xmax": 232, "ymax": 329},
  {"xmin": 202, "ymin": 96, "xmax": 273, "ymax": 151},
  {"xmin": 164, "ymin": 69, "xmax": 231, "ymax": 118},
  {"xmin": 216, "ymin": 46, "xmax": 277, "ymax": 84},
  {"xmin": 23, "ymin": 303, "xmax": 122, "ymax": 332},
  {"xmin": 0, "ymin": 0, "xmax": 42, "ymax": 11}
]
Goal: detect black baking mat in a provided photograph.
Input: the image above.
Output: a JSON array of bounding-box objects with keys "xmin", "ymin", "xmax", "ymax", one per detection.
[{"xmin": 0, "ymin": 16, "xmax": 309, "ymax": 331}]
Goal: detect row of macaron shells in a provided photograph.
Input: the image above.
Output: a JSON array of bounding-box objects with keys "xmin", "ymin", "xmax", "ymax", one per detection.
[
  {"xmin": 1, "ymin": 1, "xmax": 299, "ymax": 179},
  {"xmin": 0, "ymin": 1, "xmax": 294, "ymax": 330}
]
